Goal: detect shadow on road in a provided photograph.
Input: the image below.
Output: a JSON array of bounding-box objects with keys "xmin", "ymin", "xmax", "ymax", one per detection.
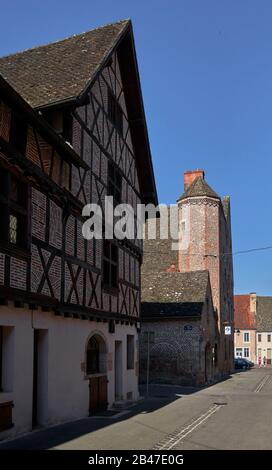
[
  {"xmin": 0, "ymin": 386, "xmax": 183, "ymax": 450},
  {"xmin": 0, "ymin": 375, "xmax": 238, "ymax": 450}
]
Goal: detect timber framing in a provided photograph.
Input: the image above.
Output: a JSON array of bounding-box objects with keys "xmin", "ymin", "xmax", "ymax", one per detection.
[{"xmin": 0, "ymin": 20, "xmax": 158, "ymax": 323}]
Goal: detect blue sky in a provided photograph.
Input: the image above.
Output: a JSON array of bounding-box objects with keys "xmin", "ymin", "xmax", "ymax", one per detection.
[{"xmin": 1, "ymin": 0, "xmax": 272, "ymax": 295}]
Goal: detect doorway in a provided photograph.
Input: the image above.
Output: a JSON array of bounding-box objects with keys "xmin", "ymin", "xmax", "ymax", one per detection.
[
  {"xmin": 32, "ymin": 329, "xmax": 48, "ymax": 428},
  {"xmin": 205, "ymin": 343, "xmax": 212, "ymax": 383},
  {"xmin": 86, "ymin": 334, "xmax": 108, "ymax": 415},
  {"xmin": 115, "ymin": 341, "xmax": 123, "ymax": 401}
]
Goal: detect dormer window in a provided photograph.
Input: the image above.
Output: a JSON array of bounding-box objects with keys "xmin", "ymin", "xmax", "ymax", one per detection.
[{"xmin": 43, "ymin": 110, "xmax": 73, "ymax": 144}]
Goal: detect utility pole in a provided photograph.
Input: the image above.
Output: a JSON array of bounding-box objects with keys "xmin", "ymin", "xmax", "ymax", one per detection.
[
  {"xmin": 146, "ymin": 332, "xmax": 150, "ymax": 397},
  {"xmin": 145, "ymin": 331, "xmax": 154, "ymax": 397}
]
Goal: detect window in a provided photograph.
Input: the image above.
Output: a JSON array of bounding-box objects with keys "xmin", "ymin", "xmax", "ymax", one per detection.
[
  {"xmin": 268, "ymin": 334, "xmax": 271, "ymax": 342},
  {"xmin": 267, "ymin": 348, "xmax": 271, "ymax": 365},
  {"xmin": 181, "ymin": 221, "xmax": 186, "ymax": 232},
  {"xmin": 102, "ymin": 240, "xmax": 118, "ymax": 291},
  {"xmin": 108, "ymin": 161, "xmax": 122, "ymax": 207},
  {"xmin": 10, "ymin": 112, "xmax": 28, "ymax": 155},
  {"xmin": 0, "ymin": 326, "xmax": 14, "ymax": 393},
  {"xmin": 243, "ymin": 348, "xmax": 249, "ymax": 358},
  {"xmin": 258, "ymin": 348, "xmax": 262, "ymax": 359},
  {"xmin": 127, "ymin": 335, "xmax": 135, "ymax": 370},
  {"xmin": 43, "ymin": 110, "xmax": 73, "ymax": 144},
  {"xmin": 86, "ymin": 335, "xmax": 106, "ymax": 375},
  {"xmin": 0, "ymin": 167, "xmax": 28, "ymax": 249},
  {"xmin": 258, "ymin": 334, "xmax": 262, "ymax": 342},
  {"xmin": 108, "ymin": 88, "xmax": 123, "ymax": 135},
  {"xmin": 244, "ymin": 332, "xmax": 250, "ymax": 343},
  {"xmin": 86, "ymin": 336, "xmax": 100, "ymax": 374},
  {"xmin": 235, "ymin": 348, "xmax": 242, "ymax": 357}
]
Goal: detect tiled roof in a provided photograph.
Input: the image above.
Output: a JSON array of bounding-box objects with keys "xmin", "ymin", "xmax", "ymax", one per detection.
[
  {"xmin": 234, "ymin": 295, "xmax": 256, "ymax": 329},
  {"xmin": 177, "ymin": 176, "xmax": 219, "ymax": 201},
  {"xmin": 142, "ymin": 215, "xmax": 178, "ymax": 276},
  {"xmin": 0, "ymin": 74, "xmax": 88, "ymax": 170},
  {"xmin": 256, "ymin": 296, "xmax": 272, "ymax": 331},
  {"xmin": 0, "ymin": 20, "xmax": 129, "ymax": 108},
  {"xmin": 141, "ymin": 270, "xmax": 209, "ymax": 318}
]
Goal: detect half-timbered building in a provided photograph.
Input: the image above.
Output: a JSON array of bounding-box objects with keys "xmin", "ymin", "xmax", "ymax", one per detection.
[{"xmin": 0, "ymin": 20, "xmax": 157, "ymax": 438}]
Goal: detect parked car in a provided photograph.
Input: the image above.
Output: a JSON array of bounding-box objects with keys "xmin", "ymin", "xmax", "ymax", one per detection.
[
  {"xmin": 235, "ymin": 358, "xmax": 251, "ymax": 370},
  {"xmin": 243, "ymin": 358, "xmax": 254, "ymax": 368}
]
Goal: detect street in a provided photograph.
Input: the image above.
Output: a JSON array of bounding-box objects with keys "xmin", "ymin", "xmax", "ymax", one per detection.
[{"xmin": 1, "ymin": 367, "xmax": 272, "ymax": 450}]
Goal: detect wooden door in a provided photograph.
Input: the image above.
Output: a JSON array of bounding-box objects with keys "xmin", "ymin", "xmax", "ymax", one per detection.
[
  {"xmin": 98, "ymin": 376, "xmax": 107, "ymax": 412},
  {"xmin": 89, "ymin": 376, "xmax": 107, "ymax": 415}
]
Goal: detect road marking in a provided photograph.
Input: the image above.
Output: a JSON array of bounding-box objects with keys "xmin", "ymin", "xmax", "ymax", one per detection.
[
  {"xmin": 254, "ymin": 375, "xmax": 270, "ymax": 393},
  {"xmin": 153, "ymin": 404, "xmax": 223, "ymax": 450}
]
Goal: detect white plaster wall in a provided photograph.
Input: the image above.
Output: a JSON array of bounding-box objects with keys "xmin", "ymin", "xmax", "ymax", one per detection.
[
  {"xmin": 257, "ymin": 332, "xmax": 272, "ymax": 364},
  {"xmin": 234, "ymin": 329, "xmax": 256, "ymax": 363},
  {"xmin": 0, "ymin": 304, "xmax": 139, "ymax": 439}
]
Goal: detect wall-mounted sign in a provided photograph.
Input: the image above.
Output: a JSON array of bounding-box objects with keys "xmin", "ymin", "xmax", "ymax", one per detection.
[
  {"xmin": 225, "ymin": 326, "xmax": 232, "ymax": 335},
  {"xmin": 184, "ymin": 325, "xmax": 193, "ymax": 331}
]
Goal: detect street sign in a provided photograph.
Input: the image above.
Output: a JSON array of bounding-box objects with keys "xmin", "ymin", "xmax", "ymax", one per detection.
[
  {"xmin": 184, "ymin": 325, "xmax": 193, "ymax": 331},
  {"xmin": 225, "ymin": 326, "xmax": 231, "ymax": 335}
]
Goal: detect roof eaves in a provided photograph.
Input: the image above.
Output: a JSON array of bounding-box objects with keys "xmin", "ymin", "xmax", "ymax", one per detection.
[{"xmin": 0, "ymin": 74, "xmax": 88, "ymax": 170}]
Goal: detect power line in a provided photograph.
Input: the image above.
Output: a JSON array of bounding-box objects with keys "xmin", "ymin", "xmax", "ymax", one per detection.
[{"xmin": 144, "ymin": 244, "xmax": 272, "ymax": 258}]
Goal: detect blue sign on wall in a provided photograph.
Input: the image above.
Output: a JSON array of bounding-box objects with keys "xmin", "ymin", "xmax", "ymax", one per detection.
[{"xmin": 184, "ymin": 325, "xmax": 193, "ymax": 331}]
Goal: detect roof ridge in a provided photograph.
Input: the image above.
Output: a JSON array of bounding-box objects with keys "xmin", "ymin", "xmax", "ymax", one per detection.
[{"xmin": 0, "ymin": 19, "xmax": 130, "ymax": 60}]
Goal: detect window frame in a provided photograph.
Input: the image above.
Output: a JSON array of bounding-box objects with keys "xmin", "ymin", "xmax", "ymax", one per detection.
[
  {"xmin": 0, "ymin": 164, "xmax": 29, "ymax": 252},
  {"xmin": 235, "ymin": 347, "xmax": 242, "ymax": 357},
  {"xmin": 258, "ymin": 334, "xmax": 262, "ymax": 342},
  {"xmin": 243, "ymin": 332, "xmax": 250, "ymax": 343},
  {"xmin": 108, "ymin": 160, "xmax": 122, "ymax": 208},
  {"xmin": 86, "ymin": 336, "xmax": 100, "ymax": 375},
  {"xmin": 243, "ymin": 347, "xmax": 250, "ymax": 358}
]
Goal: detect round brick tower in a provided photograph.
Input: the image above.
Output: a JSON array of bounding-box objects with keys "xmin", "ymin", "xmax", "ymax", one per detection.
[{"xmin": 177, "ymin": 170, "xmax": 234, "ymax": 376}]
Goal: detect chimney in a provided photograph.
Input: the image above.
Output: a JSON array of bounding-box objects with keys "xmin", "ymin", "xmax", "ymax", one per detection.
[{"xmin": 184, "ymin": 169, "xmax": 205, "ymax": 191}]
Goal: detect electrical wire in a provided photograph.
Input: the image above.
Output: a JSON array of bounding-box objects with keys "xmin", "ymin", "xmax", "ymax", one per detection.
[{"xmin": 143, "ymin": 244, "xmax": 272, "ymax": 258}]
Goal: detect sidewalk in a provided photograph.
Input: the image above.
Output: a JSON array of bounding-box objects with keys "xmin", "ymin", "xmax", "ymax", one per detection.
[{"xmin": 0, "ymin": 384, "xmax": 193, "ymax": 450}]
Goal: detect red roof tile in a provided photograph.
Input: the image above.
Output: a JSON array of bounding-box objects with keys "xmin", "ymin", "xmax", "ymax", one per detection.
[{"xmin": 234, "ymin": 295, "xmax": 256, "ymax": 329}]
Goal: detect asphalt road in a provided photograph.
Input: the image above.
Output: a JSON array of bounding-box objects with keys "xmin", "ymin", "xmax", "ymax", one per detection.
[{"xmin": 1, "ymin": 367, "xmax": 272, "ymax": 450}]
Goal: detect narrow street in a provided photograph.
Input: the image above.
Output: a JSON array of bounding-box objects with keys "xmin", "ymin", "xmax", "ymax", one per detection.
[{"xmin": 1, "ymin": 367, "xmax": 272, "ymax": 450}]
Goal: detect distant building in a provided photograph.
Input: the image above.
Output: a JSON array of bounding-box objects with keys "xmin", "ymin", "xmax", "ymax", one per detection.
[
  {"xmin": 234, "ymin": 294, "xmax": 257, "ymax": 363},
  {"xmin": 140, "ymin": 271, "xmax": 219, "ymax": 386},
  {"xmin": 234, "ymin": 295, "xmax": 272, "ymax": 366},
  {"xmin": 140, "ymin": 170, "xmax": 234, "ymax": 385},
  {"xmin": 256, "ymin": 297, "xmax": 272, "ymax": 366}
]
